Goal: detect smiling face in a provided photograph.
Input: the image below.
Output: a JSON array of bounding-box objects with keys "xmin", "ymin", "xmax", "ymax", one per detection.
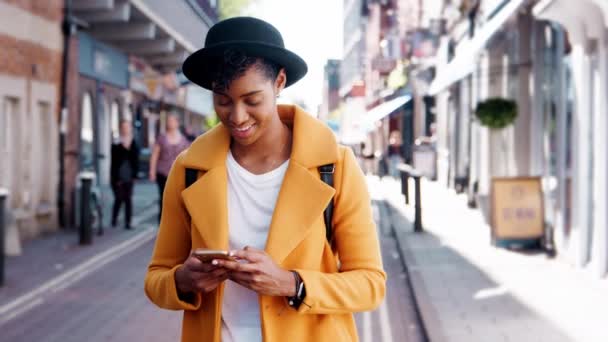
[{"xmin": 213, "ymin": 61, "xmax": 286, "ymax": 146}]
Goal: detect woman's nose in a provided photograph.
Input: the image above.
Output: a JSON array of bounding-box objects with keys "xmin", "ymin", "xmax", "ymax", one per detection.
[{"xmin": 229, "ymin": 104, "xmax": 249, "ymax": 126}]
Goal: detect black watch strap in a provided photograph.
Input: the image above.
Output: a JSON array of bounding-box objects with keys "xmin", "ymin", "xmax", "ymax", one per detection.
[{"xmin": 287, "ymin": 271, "xmax": 306, "ymax": 309}]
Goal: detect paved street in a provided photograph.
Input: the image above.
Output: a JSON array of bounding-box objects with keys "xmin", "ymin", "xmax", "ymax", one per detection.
[
  {"xmin": 0, "ymin": 181, "xmax": 158, "ymax": 308},
  {"xmin": 377, "ymin": 176, "xmax": 608, "ymax": 342},
  {"xmin": 0, "ymin": 186, "xmax": 426, "ymax": 342}
]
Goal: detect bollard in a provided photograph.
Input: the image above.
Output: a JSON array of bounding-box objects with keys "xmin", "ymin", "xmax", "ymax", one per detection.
[
  {"xmin": 0, "ymin": 188, "xmax": 7, "ymax": 286},
  {"xmin": 79, "ymin": 172, "xmax": 96, "ymax": 245},
  {"xmin": 413, "ymin": 174, "xmax": 423, "ymax": 232}
]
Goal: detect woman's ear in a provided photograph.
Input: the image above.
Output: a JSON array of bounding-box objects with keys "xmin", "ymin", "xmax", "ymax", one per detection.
[{"xmin": 275, "ymin": 68, "xmax": 287, "ymax": 94}]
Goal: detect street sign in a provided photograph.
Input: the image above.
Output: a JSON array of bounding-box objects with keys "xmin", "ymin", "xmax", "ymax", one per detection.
[
  {"xmin": 491, "ymin": 177, "xmax": 544, "ymax": 242},
  {"xmin": 412, "ymin": 144, "xmax": 436, "ymax": 180}
]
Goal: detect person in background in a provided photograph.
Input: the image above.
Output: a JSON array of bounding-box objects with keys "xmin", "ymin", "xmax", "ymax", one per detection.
[
  {"xmin": 148, "ymin": 113, "xmax": 191, "ymax": 222},
  {"xmin": 184, "ymin": 125, "xmax": 198, "ymax": 142},
  {"xmin": 388, "ymin": 130, "xmax": 403, "ymax": 178},
  {"xmin": 361, "ymin": 140, "xmax": 376, "ymax": 175},
  {"xmin": 110, "ymin": 120, "xmax": 140, "ymax": 230}
]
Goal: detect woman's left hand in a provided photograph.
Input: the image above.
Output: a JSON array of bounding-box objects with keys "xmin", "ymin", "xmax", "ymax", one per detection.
[{"xmin": 214, "ymin": 246, "xmax": 296, "ymax": 297}]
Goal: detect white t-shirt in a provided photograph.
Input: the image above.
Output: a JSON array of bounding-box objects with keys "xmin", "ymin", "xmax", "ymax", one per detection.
[{"xmin": 221, "ymin": 151, "xmax": 289, "ymax": 342}]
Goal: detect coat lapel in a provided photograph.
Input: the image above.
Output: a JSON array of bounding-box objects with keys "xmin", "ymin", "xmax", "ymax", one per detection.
[
  {"xmin": 265, "ymin": 162, "xmax": 335, "ymax": 265},
  {"xmin": 181, "ymin": 167, "xmax": 229, "ymax": 250},
  {"xmin": 179, "ymin": 104, "xmax": 340, "ymax": 261}
]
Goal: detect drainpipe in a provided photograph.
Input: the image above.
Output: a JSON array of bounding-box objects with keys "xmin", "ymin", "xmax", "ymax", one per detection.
[{"xmin": 58, "ymin": 0, "xmax": 74, "ymax": 228}]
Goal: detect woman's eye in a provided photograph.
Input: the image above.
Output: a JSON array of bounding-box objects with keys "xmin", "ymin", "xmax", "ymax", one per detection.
[{"xmin": 246, "ymin": 100, "xmax": 260, "ymax": 106}]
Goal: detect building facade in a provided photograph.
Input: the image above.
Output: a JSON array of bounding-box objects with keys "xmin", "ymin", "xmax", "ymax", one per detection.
[
  {"xmin": 429, "ymin": 0, "xmax": 608, "ymax": 278},
  {"xmin": 61, "ymin": 0, "xmax": 217, "ymax": 228},
  {"xmin": 319, "ymin": 59, "xmax": 341, "ymax": 122},
  {"xmin": 0, "ymin": 0, "xmax": 218, "ymax": 253},
  {"xmin": 0, "ymin": 0, "xmax": 64, "ymax": 252}
]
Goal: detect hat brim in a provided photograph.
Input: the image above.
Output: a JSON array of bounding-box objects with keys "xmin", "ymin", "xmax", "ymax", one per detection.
[{"xmin": 182, "ymin": 41, "xmax": 308, "ymax": 90}]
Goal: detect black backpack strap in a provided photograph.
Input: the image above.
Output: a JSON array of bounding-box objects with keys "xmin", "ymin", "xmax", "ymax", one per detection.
[
  {"xmin": 319, "ymin": 164, "xmax": 335, "ymax": 244},
  {"xmin": 185, "ymin": 168, "xmax": 198, "ymax": 189}
]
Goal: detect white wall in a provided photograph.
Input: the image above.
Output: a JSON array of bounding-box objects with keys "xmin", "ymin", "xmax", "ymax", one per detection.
[
  {"xmin": 30, "ymin": 80, "xmax": 59, "ymax": 227},
  {"xmin": 0, "ymin": 74, "xmax": 59, "ymax": 239}
]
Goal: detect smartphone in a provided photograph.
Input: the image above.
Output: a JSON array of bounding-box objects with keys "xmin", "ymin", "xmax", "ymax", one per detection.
[{"xmin": 192, "ymin": 249, "xmax": 236, "ymax": 263}]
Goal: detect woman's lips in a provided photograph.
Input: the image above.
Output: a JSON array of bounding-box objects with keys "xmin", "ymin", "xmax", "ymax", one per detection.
[{"xmin": 231, "ymin": 124, "xmax": 255, "ymax": 139}]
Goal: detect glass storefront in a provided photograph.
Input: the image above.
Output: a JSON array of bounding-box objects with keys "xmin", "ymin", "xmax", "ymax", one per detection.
[
  {"xmin": 541, "ymin": 24, "xmax": 573, "ymax": 240},
  {"xmin": 80, "ymin": 93, "xmax": 95, "ymax": 172}
]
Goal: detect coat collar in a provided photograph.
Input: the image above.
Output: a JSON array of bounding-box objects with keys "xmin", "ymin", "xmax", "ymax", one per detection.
[
  {"xmin": 180, "ymin": 104, "xmax": 338, "ymax": 264},
  {"xmin": 181, "ymin": 104, "xmax": 339, "ymax": 170}
]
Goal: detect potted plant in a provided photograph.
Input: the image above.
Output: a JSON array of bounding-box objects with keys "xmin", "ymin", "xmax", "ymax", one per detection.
[{"xmin": 474, "ymin": 97, "xmax": 517, "ymax": 129}]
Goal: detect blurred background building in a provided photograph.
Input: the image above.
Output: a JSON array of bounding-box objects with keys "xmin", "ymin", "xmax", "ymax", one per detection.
[
  {"xmin": 320, "ymin": 0, "xmax": 608, "ymax": 278},
  {"xmin": 0, "ymin": 0, "xmax": 219, "ymax": 253},
  {"xmin": 0, "ymin": 1, "xmax": 64, "ymax": 248},
  {"xmin": 1, "ymin": 0, "xmax": 608, "ymax": 280}
]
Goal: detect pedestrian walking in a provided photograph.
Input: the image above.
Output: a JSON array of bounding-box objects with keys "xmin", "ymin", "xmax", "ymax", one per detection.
[
  {"xmin": 148, "ymin": 113, "xmax": 191, "ymax": 222},
  {"xmin": 388, "ymin": 130, "xmax": 403, "ymax": 178},
  {"xmin": 110, "ymin": 120, "xmax": 139, "ymax": 230},
  {"xmin": 144, "ymin": 17, "xmax": 386, "ymax": 342}
]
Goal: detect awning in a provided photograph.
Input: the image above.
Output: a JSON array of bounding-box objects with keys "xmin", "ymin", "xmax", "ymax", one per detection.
[
  {"xmin": 72, "ymin": 0, "xmax": 214, "ymax": 71},
  {"xmin": 428, "ymin": 0, "xmax": 526, "ymax": 95},
  {"xmin": 362, "ymin": 95, "xmax": 412, "ymax": 132},
  {"xmin": 533, "ymin": 0, "xmax": 605, "ymax": 44}
]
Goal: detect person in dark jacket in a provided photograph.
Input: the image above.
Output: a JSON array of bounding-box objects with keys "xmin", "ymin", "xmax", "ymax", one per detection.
[{"xmin": 110, "ymin": 120, "xmax": 140, "ymax": 229}]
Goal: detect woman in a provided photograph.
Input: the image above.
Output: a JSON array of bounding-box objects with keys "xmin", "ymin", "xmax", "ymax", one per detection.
[
  {"xmin": 145, "ymin": 17, "xmax": 386, "ymax": 342},
  {"xmin": 110, "ymin": 120, "xmax": 139, "ymax": 230},
  {"xmin": 149, "ymin": 113, "xmax": 191, "ymax": 222},
  {"xmin": 387, "ymin": 130, "xmax": 403, "ymax": 178}
]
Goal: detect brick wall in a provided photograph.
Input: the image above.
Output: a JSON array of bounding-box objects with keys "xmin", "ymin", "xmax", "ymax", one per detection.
[
  {"xmin": 0, "ymin": 33, "xmax": 62, "ymax": 84},
  {"xmin": 0, "ymin": 0, "xmax": 63, "ymax": 22}
]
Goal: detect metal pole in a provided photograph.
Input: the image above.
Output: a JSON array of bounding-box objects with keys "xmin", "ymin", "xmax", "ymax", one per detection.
[
  {"xmin": 400, "ymin": 170, "xmax": 406, "ymax": 202},
  {"xmin": 58, "ymin": 0, "xmax": 76, "ymax": 228},
  {"xmin": 414, "ymin": 175, "xmax": 423, "ymax": 232},
  {"xmin": 404, "ymin": 170, "xmax": 410, "ymax": 205},
  {"xmin": 79, "ymin": 173, "xmax": 94, "ymax": 245},
  {"xmin": 0, "ymin": 189, "xmax": 7, "ymax": 286}
]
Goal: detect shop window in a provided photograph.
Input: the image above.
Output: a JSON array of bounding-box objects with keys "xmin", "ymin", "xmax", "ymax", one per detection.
[
  {"xmin": 0, "ymin": 98, "xmax": 13, "ymax": 188},
  {"xmin": 37, "ymin": 101, "xmax": 52, "ymax": 203},
  {"xmin": 111, "ymin": 100, "xmax": 120, "ymax": 141},
  {"xmin": 0, "ymin": 99, "xmax": 8, "ymax": 153},
  {"xmin": 2, "ymin": 97, "xmax": 20, "ymax": 206},
  {"xmin": 80, "ymin": 93, "xmax": 95, "ymax": 171}
]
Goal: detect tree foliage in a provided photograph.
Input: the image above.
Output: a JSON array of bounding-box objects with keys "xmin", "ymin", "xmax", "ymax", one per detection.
[{"xmin": 219, "ymin": 0, "xmax": 253, "ymax": 19}]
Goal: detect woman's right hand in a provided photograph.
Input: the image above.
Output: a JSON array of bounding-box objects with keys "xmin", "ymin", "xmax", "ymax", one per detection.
[
  {"xmin": 175, "ymin": 254, "xmax": 229, "ymax": 294},
  {"xmin": 149, "ymin": 171, "xmax": 156, "ymax": 182}
]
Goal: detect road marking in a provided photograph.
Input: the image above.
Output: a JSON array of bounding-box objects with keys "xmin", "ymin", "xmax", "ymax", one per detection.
[
  {"xmin": 0, "ymin": 297, "xmax": 45, "ymax": 325},
  {"xmin": 378, "ymin": 298, "xmax": 394, "ymax": 342},
  {"xmin": 0, "ymin": 208, "xmax": 159, "ymax": 326},
  {"xmin": 362, "ymin": 310, "xmax": 372, "ymax": 342}
]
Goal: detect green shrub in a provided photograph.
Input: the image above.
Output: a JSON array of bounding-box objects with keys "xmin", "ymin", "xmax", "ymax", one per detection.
[{"xmin": 474, "ymin": 98, "xmax": 517, "ymax": 129}]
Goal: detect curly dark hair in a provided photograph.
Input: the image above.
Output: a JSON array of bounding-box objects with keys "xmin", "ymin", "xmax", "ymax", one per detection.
[{"xmin": 210, "ymin": 49, "xmax": 281, "ymax": 93}]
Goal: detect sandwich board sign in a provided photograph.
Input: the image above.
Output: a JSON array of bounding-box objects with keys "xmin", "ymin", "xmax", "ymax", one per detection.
[{"xmin": 490, "ymin": 177, "xmax": 544, "ymax": 246}]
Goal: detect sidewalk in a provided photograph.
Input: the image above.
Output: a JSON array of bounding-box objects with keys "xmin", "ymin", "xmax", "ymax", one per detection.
[
  {"xmin": 0, "ymin": 181, "xmax": 159, "ymax": 307},
  {"xmin": 372, "ymin": 176, "xmax": 608, "ymax": 342}
]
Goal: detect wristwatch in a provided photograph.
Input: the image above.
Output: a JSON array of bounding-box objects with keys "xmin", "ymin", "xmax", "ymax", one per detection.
[{"xmin": 287, "ymin": 271, "xmax": 306, "ymax": 309}]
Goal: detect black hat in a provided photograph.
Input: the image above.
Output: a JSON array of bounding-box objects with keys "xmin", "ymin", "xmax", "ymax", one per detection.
[{"xmin": 182, "ymin": 17, "xmax": 308, "ymax": 90}]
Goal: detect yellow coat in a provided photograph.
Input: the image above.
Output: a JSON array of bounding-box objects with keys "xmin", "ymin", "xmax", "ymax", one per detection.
[{"xmin": 145, "ymin": 104, "xmax": 386, "ymax": 342}]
